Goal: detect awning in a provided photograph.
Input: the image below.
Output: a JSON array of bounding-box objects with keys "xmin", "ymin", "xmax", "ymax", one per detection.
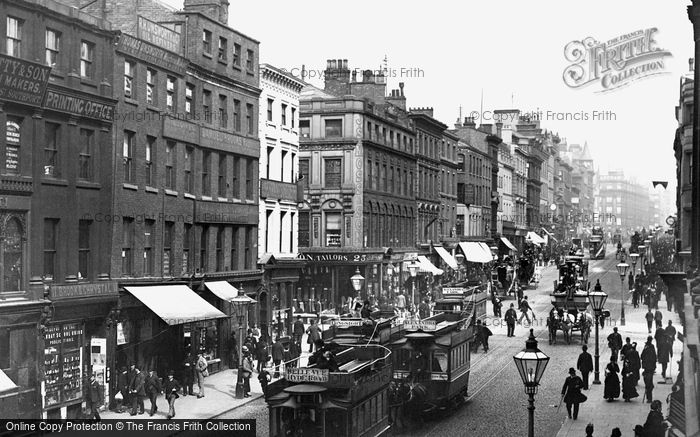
[
  {"xmin": 0, "ymin": 369, "xmax": 17, "ymax": 393},
  {"xmin": 204, "ymin": 281, "xmax": 238, "ymax": 301},
  {"xmin": 477, "ymin": 243, "xmax": 497, "ymax": 261},
  {"xmin": 459, "ymin": 242, "xmax": 493, "ymax": 263},
  {"xmin": 500, "ymin": 237, "xmax": 517, "ymax": 251},
  {"xmin": 541, "ymin": 227, "xmax": 557, "ymax": 242},
  {"xmin": 526, "ymin": 232, "xmax": 546, "ymax": 245},
  {"xmin": 417, "ymin": 256, "xmax": 444, "ymax": 275},
  {"xmin": 434, "ymin": 247, "xmax": 458, "ymax": 270},
  {"xmin": 124, "ymin": 285, "xmax": 227, "ymax": 326}
]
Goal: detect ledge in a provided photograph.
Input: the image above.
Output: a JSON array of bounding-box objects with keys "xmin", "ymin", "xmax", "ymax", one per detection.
[
  {"xmin": 201, "ymin": 195, "xmax": 213, "ymax": 201},
  {"xmin": 145, "ymin": 186, "xmax": 159, "ymax": 194},
  {"xmin": 76, "ymin": 180, "xmax": 101, "ymax": 190},
  {"xmin": 165, "ymin": 189, "xmax": 178, "ymax": 197},
  {"xmin": 217, "ymin": 197, "xmax": 228, "ymax": 202},
  {"xmin": 41, "ymin": 178, "xmax": 68, "ymax": 187},
  {"xmin": 122, "ymin": 183, "xmax": 138, "ymax": 191},
  {"xmin": 124, "ymin": 97, "xmax": 139, "ymax": 107},
  {"xmin": 184, "ymin": 193, "xmax": 195, "ymax": 200}
]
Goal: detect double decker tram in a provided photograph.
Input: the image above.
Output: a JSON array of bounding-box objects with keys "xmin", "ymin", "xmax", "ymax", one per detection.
[
  {"xmin": 321, "ymin": 313, "xmax": 402, "ymax": 348},
  {"xmin": 389, "ymin": 312, "xmax": 474, "ymax": 415},
  {"xmin": 265, "ymin": 344, "xmax": 392, "ymax": 437}
]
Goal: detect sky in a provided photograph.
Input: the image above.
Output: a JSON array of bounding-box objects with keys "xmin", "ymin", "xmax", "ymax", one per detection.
[{"xmin": 164, "ymin": 0, "xmax": 691, "ymax": 190}]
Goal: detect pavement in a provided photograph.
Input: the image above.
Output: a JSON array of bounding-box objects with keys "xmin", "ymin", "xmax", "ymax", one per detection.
[
  {"xmin": 101, "ymin": 368, "xmax": 264, "ymax": 420},
  {"xmin": 555, "ymin": 297, "xmax": 682, "ymax": 436}
]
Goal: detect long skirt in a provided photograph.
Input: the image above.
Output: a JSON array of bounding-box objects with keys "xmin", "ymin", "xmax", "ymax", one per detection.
[
  {"xmin": 604, "ymin": 372, "xmax": 620, "ymax": 399},
  {"xmin": 622, "ymin": 374, "xmax": 639, "ymax": 400}
]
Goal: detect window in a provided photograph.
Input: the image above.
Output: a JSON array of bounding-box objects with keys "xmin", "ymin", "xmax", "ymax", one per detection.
[
  {"xmin": 184, "ymin": 146, "xmax": 193, "ymax": 193},
  {"xmin": 146, "ymin": 68, "xmax": 156, "ymax": 104},
  {"xmin": 218, "ymin": 37, "xmax": 227, "ymax": 61},
  {"xmin": 230, "ymin": 227, "xmax": 238, "ymax": 270},
  {"xmin": 145, "ymin": 136, "xmax": 155, "ymax": 186},
  {"xmin": 80, "ymin": 41, "xmax": 94, "ymax": 78},
  {"xmin": 232, "ymin": 156, "xmax": 240, "ymax": 198},
  {"xmin": 299, "ymin": 119, "xmax": 310, "ymax": 138},
  {"xmin": 166, "ymin": 76, "xmax": 176, "ymax": 112},
  {"xmin": 246, "ymin": 103, "xmax": 254, "ymax": 134},
  {"xmin": 123, "ymin": 131, "xmax": 134, "ymax": 182},
  {"xmin": 325, "ymin": 212, "xmax": 341, "ymax": 247},
  {"xmin": 244, "ymin": 226, "xmax": 254, "ymax": 269},
  {"xmin": 202, "ymin": 150, "xmax": 211, "ymax": 196},
  {"xmin": 165, "ymin": 141, "xmax": 175, "ymax": 189},
  {"xmin": 289, "ymin": 212, "xmax": 295, "ymax": 253},
  {"xmin": 267, "ymin": 98, "xmax": 274, "ymax": 122},
  {"xmin": 281, "ymin": 150, "xmax": 288, "ymax": 182},
  {"xmin": 144, "ymin": 220, "xmax": 155, "ymax": 276},
  {"xmin": 3, "ymin": 218, "xmax": 23, "ymax": 292},
  {"xmin": 45, "ymin": 29, "xmax": 60, "ymax": 66},
  {"xmin": 202, "ymin": 29, "xmax": 212, "ymax": 54},
  {"xmin": 163, "ymin": 221, "xmax": 174, "ymax": 276},
  {"xmin": 6, "ymin": 18, "xmax": 22, "ymax": 57},
  {"xmin": 124, "ymin": 60, "xmax": 135, "ymax": 98},
  {"xmin": 182, "ymin": 223, "xmax": 192, "ymax": 275},
  {"xmin": 215, "ymin": 227, "xmax": 224, "ymax": 271},
  {"xmin": 264, "ymin": 210, "xmax": 272, "ymax": 252},
  {"xmin": 218, "ymin": 154, "xmax": 226, "ymax": 197},
  {"xmin": 233, "ymin": 99, "xmax": 241, "ymax": 131},
  {"xmin": 325, "ymin": 119, "xmax": 342, "ymax": 138},
  {"xmin": 246, "ymin": 49, "xmax": 254, "ymax": 71},
  {"xmin": 245, "ymin": 159, "xmax": 255, "ymax": 199},
  {"xmin": 122, "ymin": 218, "xmax": 134, "ymax": 275},
  {"xmin": 281, "ymin": 103, "xmax": 287, "ymax": 126},
  {"xmin": 43, "ymin": 219, "xmax": 58, "ymax": 279},
  {"xmin": 185, "ymin": 83, "xmax": 194, "ymax": 115},
  {"xmin": 298, "ymin": 211, "xmax": 309, "ymax": 247},
  {"xmin": 44, "ymin": 122, "xmax": 60, "ymax": 177},
  {"xmin": 78, "ymin": 129, "xmax": 93, "ymax": 180},
  {"xmin": 219, "ymin": 94, "xmax": 228, "ymax": 128},
  {"xmin": 325, "ymin": 159, "xmax": 341, "ymax": 188},
  {"xmin": 299, "ymin": 159, "xmax": 309, "ymax": 187},
  {"xmin": 291, "ymin": 107, "xmax": 296, "ymax": 129},
  {"xmin": 199, "ymin": 225, "xmax": 209, "ymax": 271},
  {"xmin": 203, "ymin": 90, "xmax": 212, "ymax": 123},
  {"xmin": 233, "ymin": 43, "xmax": 241, "ymax": 67}
]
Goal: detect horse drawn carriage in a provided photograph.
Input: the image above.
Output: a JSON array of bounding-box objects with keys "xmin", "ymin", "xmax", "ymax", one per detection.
[{"xmin": 547, "ymin": 256, "xmax": 593, "ymax": 345}]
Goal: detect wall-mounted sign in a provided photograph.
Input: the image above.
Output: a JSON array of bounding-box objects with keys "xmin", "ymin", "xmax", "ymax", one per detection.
[
  {"xmin": 332, "ymin": 320, "xmax": 364, "ymax": 328},
  {"xmin": 116, "ymin": 322, "xmax": 127, "ymax": 345},
  {"xmin": 137, "ymin": 16, "xmax": 181, "ymax": 54},
  {"xmin": 298, "ymin": 252, "xmax": 384, "ymax": 264},
  {"xmin": 286, "ymin": 367, "xmax": 329, "ymax": 383},
  {"xmin": 44, "ymin": 89, "xmax": 114, "ymax": 121},
  {"xmin": 403, "ymin": 320, "xmax": 437, "ymax": 331},
  {"xmin": 49, "ymin": 281, "xmax": 118, "ymax": 301},
  {"xmin": 118, "ymin": 33, "xmax": 187, "ymax": 75},
  {"xmin": 442, "ymin": 287, "xmax": 466, "ymax": 295},
  {"xmin": 0, "ymin": 54, "xmax": 51, "ymax": 107},
  {"xmin": 5, "ymin": 121, "xmax": 20, "ymax": 173}
]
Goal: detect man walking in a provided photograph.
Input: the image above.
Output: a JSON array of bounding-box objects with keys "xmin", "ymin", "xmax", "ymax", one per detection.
[
  {"xmin": 163, "ymin": 370, "xmax": 180, "ymax": 420},
  {"xmin": 517, "ymin": 296, "xmax": 533, "ymax": 325},
  {"xmin": 181, "ymin": 352, "xmax": 195, "ymax": 396},
  {"xmin": 643, "ymin": 369, "xmax": 654, "ymax": 403},
  {"xmin": 504, "ymin": 303, "xmax": 517, "ymax": 337},
  {"xmin": 576, "ymin": 345, "xmax": 594, "ymax": 390},
  {"xmin": 665, "ymin": 320, "xmax": 677, "ymax": 358},
  {"xmin": 86, "ymin": 374, "xmax": 103, "ymax": 421},
  {"xmin": 271, "ymin": 337, "xmax": 285, "ymax": 379},
  {"xmin": 116, "ymin": 366, "xmax": 129, "ymax": 413},
  {"xmin": 145, "ymin": 369, "xmax": 162, "ymax": 416},
  {"xmin": 292, "ymin": 316, "xmax": 305, "ymax": 349},
  {"xmin": 645, "ymin": 309, "xmax": 654, "ymax": 334},
  {"xmin": 129, "ymin": 365, "xmax": 145, "ymax": 416},
  {"xmin": 654, "ymin": 309, "xmax": 663, "ymax": 330},
  {"xmin": 195, "ymin": 352, "xmax": 208, "ymax": 398},
  {"xmin": 561, "ymin": 368, "xmax": 586, "ymax": 420},
  {"xmin": 641, "ymin": 336, "xmax": 657, "ymax": 377},
  {"xmin": 607, "ymin": 327, "xmax": 623, "ymax": 362}
]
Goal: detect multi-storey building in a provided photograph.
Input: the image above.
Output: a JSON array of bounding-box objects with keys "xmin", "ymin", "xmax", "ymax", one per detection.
[
  {"xmin": 552, "ymin": 144, "xmax": 574, "ymax": 240},
  {"xmin": 439, "ymin": 130, "xmax": 460, "ymax": 243},
  {"xmin": 257, "ymin": 64, "xmax": 305, "ymax": 337},
  {"xmin": 497, "ymin": 142, "xmax": 516, "ymax": 246},
  {"xmin": 0, "ymin": 0, "xmax": 116, "ymax": 418},
  {"xmin": 596, "ymin": 170, "xmax": 650, "ymax": 234},
  {"xmin": 298, "ymin": 60, "xmax": 417, "ymax": 310},
  {"xmin": 512, "ymin": 146, "xmax": 528, "ymax": 249}
]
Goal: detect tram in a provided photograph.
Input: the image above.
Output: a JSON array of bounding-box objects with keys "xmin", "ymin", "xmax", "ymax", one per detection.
[
  {"xmin": 389, "ymin": 312, "xmax": 474, "ymax": 416},
  {"xmin": 321, "ymin": 313, "xmax": 402, "ymax": 347},
  {"xmin": 588, "ymin": 226, "xmax": 606, "ymax": 259},
  {"xmin": 265, "ymin": 344, "xmax": 392, "ymax": 437},
  {"xmin": 433, "ymin": 285, "xmax": 487, "ymax": 322}
]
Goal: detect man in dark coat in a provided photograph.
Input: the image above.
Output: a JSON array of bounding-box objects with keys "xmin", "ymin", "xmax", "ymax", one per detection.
[
  {"xmin": 641, "ymin": 336, "xmax": 657, "ymax": 375},
  {"xmin": 656, "ymin": 332, "xmax": 671, "ymax": 379},
  {"xmin": 129, "ymin": 366, "xmax": 146, "ymax": 415},
  {"xmin": 256, "ymin": 337, "xmax": 268, "ymax": 373},
  {"xmin": 561, "ymin": 368, "xmax": 586, "ymax": 420},
  {"xmin": 654, "ymin": 309, "xmax": 663, "ymax": 329},
  {"xmin": 620, "ymin": 337, "xmax": 633, "ymax": 361},
  {"xmin": 292, "ymin": 316, "xmax": 305, "ymax": 348},
  {"xmin": 116, "ymin": 366, "xmax": 129, "ymax": 413},
  {"xmin": 86, "ymin": 374, "xmax": 103, "ymax": 421},
  {"xmin": 607, "ymin": 327, "xmax": 623, "ymax": 362},
  {"xmin": 645, "ymin": 309, "xmax": 654, "ymax": 334},
  {"xmin": 181, "ymin": 352, "xmax": 195, "ymax": 396},
  {"xmin": 271, "ymin": 337, "xmax": 285, "ymax": 379},
  {"xmin": 665, "ymin": 320, "xmax": 677, "ymax": 358},
  {"xmin": 643, "ymin": 369, "xmax": 654, "ymax": 403},
  {"xmin": 145, "ymin": 369, "xmax": 162, "ymax": 416},
  {"xmin": 576, "ymin": 345, "xmax": 594, "ymax": 390},
  {"xmin": 163, "ymin": 370, "xmax": 180, "ymax": 420},
  {"xmin": 504, "ymin": 303, "xmax": 517, "ymax": 337}
]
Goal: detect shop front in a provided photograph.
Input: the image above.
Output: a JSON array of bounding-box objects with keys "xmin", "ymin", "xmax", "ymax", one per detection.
[{"xmin": 258, "ymin": 255, "xmax": 306, "ymax": 339}]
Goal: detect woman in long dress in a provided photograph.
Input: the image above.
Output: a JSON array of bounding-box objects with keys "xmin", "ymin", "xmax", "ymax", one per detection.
[
  {"xmin": 621, "ymin": 359, "xmax": 639, "ymax": 402},
  {"xmin": 604, "ymin": 359, "xmax": 621, "ymax": 401}
]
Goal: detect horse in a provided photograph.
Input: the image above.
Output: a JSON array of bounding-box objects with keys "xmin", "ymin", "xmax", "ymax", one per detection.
[
  {"xmin": 573, "ymin": 312, "xmax": 594, "ymax": 344},
  {"xmin": 394, "ymin": 379, "xmax": 429, "ymax": 428},
  {"xmin": 547, "ymin": 308, "xmax": 575, "ymax": 344}
]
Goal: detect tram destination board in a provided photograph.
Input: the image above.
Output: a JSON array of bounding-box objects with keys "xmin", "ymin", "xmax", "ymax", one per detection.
[
  {"xmin": 286, "ymin": 367, "xmax": 329, "ymax": 383},
  {"xmin": 331, "ymin": 320, "xmax": 365, "ymax": 328},
  {"xmin": 403, "ymin": 320, "xmax": 437, "ymax": 331},
  {"xmin": 442, "ymin": 287, "xmax": 466, "ymax": 295}
]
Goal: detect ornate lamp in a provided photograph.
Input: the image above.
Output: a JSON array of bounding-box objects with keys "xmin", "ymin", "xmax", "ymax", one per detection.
[
  {"xmin": 513, "ymin": 329, "xmax": 550, "ymax": 437},
  {"xmin": 350, "ymin": 268, "xmax": 365, "ymax": 293},
  {"xmin": 588, "ymin": 289, "xmax": 608, "ymax": 384},
  {"xmin": 231, "ymin": 287, "xmax": 256, "ymax": 399},
  {"xmin": 616, "ymin": 262, "xmax": 629, "ymax": 326}
]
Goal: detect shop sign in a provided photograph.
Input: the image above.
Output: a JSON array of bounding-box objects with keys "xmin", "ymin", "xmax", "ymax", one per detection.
[
  {"xmin": 116, "ymin": 322, "xmax": 127, "ymax": 345},
  {"xmin": 49, "ymin": 281, "xmax": 118, "ymax": 300},
  {"xmin": 44, "ymin": 89, "xmax": 114, "ymax": 121},
  {"xmin": 137, "ymin": 16, "xmax": 181, "ymax": 54},
  {"xmin": 404, "ymin": 320, "xmax": 437, "ymax": 331},
  {"xmin": 0, "ymin": 54, "xmax": 51, "ymax": 107},
  {"xmin": 403, "ymin": 252, "xmax": 418, "ymax": 261},
  {"xmin": 5, "ymin": 121, "xmax": 20, "ymax": 173},
  {"xmin": 332, "ymin": 320, "xmax": 364, "ymax": 328},
  {"xmin": 298, "ymin": 252, "xmax": 384, "ymax": 264},
  {"xmin": 442, "ymin": 287, "xmax": 466, "ymax": 295},
  {"xmin": 286, "ymin": 367, "xmax": 329, "ymax": 383},
  {"xmin": 117, "ymin": 33, "xmax": 187, "ymax": 75}
]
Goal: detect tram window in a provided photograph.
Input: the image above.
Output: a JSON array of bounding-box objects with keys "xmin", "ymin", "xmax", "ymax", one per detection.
[
  {"xmin": 432, "ymin": 352, "xmax": 448, "ymax": 372},
  {"xmin": 397, "ymin": 349, "xmax": 410, "ymax": 370},
  {"xmin": 370, "ymin": 397, "xmax": 376, "ymax": 424}
]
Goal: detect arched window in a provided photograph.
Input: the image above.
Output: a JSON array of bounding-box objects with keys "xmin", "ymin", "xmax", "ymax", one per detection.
[{"xmin": 3, "ymin": 217, "xmax": 23, "ymax": 292}]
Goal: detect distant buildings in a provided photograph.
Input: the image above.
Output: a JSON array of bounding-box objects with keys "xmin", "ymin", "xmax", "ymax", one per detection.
[{"xmin": 595, "ymin": 170, "xmax": 652, "ymax": 235}]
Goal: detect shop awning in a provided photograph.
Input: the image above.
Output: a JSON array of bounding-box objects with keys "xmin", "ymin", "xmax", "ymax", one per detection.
[
  {"xmin": 434, "ymin": 247, "xmax": 458, "ymax": 270},
  {"xmin": 541, "ymin": 227, "xmax": 557, "ymax": 242},
  {"xmin": 500, "ymin": 237, "xmax": 517, "ymax": 251},
  {"xmin": 0, "ymin": 369, "xmax": 17, "ymax": 393},
  {"xmin": 204, "ymin": 281, "xmax": 239, "ymax": 301},
  {"xmin": 477, "ymin": 242, "xmax": 497, "ymax": 261},
  {"xmin": 459, "ymin": 242, "xmax": 493, "ymax": 263},
  {"xmin": 124, "ymin": 285, "xmax": 227, "ymax": 326},
  {"xmin": 526, "ymin": 232, "xmax": 546, "ymax": 245},
  {"xmin": 417, "ymin": 256, "xmax": 444, "ymax": 275}
]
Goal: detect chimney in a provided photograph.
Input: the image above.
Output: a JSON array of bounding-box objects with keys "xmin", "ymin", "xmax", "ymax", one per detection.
[
  {"xmin": 184, "ymin": 0, "xmax": 227, "ymax": 24},
  {"xmin": 386, "ymin": 87, "xmax": 406, "ymax": 110},
  {"xmin": 399, "ymin": 82, "xmax": 404, "ymax": 96},
  {"xmin": 463, "ymin": 117, "xmax": 476, "ymax": 127},
  {"xmin": 219, "ymin": 0, "xmax": 229, "ymax": 23},
  {"xmin": 690, "ymin": 58, "xmax": 695, "ymax": 72},
  {"xmin": 324, "ymin": 58, "xmax": 351, "ymax": 97}
]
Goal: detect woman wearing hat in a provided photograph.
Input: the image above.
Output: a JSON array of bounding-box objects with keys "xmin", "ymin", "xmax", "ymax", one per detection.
[
  {"xmin": 163, "ymin": 370, "xmax": 181, "ymax": 420},
  {"xmin": 603, "ymin": 357, "xmax": 621, "ymax": 401},
  {"xmin": 621, "ymin": 358, "xmax": 639, "ymax": 402},
  {"xmin": 561, "ymin": 368, "xmax": 586, "ymax": 420}
]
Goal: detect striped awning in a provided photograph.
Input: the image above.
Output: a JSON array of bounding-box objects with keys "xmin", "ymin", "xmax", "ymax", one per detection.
[
  {"xmin": 501, "ymin": 237, "xmax": 517, "ymax": 251},
  {"xmin": 434, "ymin": 247, "xmax": 458, "ymax": 270},
  {"xmin": 459, "ymin": 242, "xmax": 493, "ymax": 263},
  {"xmin": 417, "ymin": 256, "xmax": 444, "ymax": 275}
]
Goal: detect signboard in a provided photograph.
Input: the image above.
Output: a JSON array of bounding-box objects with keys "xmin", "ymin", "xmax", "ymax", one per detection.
[
  {"xmin": 117, "ymin": 33, "xmax": 187, "ymax": 75},
  {"xmin": 442, "ymin": 287, "xmax": 466, "ymax": 295},
  {"xmin": 0, "ymin": 54, "xmax": 51, "ymax": 107},
  {"xmin": 43, "ymin": 323, "xmax": 84, "ymax": 409},
  {"xmin": 137, "ymin": 16, "xmax": 181, "ymax": 54},
  {"xmin": 286, "ymin": 367, "xmax": 329, "ymax": 383},
  {"xmin": 332, "ymin": 320, "xmax": 364, "ymax": 328},
  {"xmin": 403, "ymin": 320, "xmax": 437, "ymax": 331},
  {"xmin": 5, "ymin": 121, "xmax": 20, "ymax": 173},
  {"xmin": 402, "ymin": 252, "xmax": 418, "ymax": 261},
  {"xmin": 44, "ymin": 89, "xmax": 114, "ymax": 121},
  {"xmin": 116, "ymin": 322, "xmax": 127, "ymax": 345},
  {"xmin": 49, "ymin": 281, "xmax": 118, "ymax": 301},
  {"xmin": 298, "ymin": 252, "xmax": 384, "ymax": 264}
]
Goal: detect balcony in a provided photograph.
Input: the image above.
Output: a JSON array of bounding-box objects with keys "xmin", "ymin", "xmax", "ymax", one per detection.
[
  {"xmin": 260, "ymin": 178, "xmax": 300, "ymax": 203},
  {"xmin": 0, "ymin": 175, "xmax": 33, "ymax": 195}
]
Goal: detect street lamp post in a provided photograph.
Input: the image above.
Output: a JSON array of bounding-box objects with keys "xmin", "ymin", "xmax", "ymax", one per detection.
[
  {"xmin": 630, "ymin": 253, "xmax": 639, "ymax": 306},
  {"xmin": 231, "ymin": 287, "xmax": 256, "ymax": 399},
  {"xmin": 588, "ymin": 290, "xmax": 608, "ymax": 384},
  {"xmin": 638, "ymin": 245, "xmax": 646, "ymax": 275},
  {"xmin": 350, "ymin": 268, "xmax": 365, "ymax": 302},
  {"xmin": 616, "ymin": 262, "xmax": 629, "ymax": 326},
  {"xmin": 513, "ymin": 329, "xmax": 550, "ymax": 437},
  {"xmin": 407, "ymin": 260, "xmax": 419, "ymax": 316}
]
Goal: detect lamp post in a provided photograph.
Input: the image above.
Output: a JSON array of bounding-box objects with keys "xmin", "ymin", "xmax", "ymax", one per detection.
[
  {"xmin": 630, "ymin": 252, "xmax": 639, "ymax": 305},
  {"xmin": 638, "ymin": 245, "xmax": 646, "ymax": 275},
  {"xmin": 616, "ymin": 262, "xmax": 629, "ymax": 326},
  {"xmin": 231, "ymin": 287, "xmax": 256, "ymax": 399},
  {"xmin": 588, "ymin": 289, "xmax": 608, "ymax": 384},
  {"xmin": 513, "ymin": 329, "xmax": 550, "ymax": 437},
  {"xmin": 407, "ymin": 260, "xmax": 419, "ymax": 316},
  {"xmin": 350, "ymin": 268, "xmax": 365, "ymax": 299}
]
